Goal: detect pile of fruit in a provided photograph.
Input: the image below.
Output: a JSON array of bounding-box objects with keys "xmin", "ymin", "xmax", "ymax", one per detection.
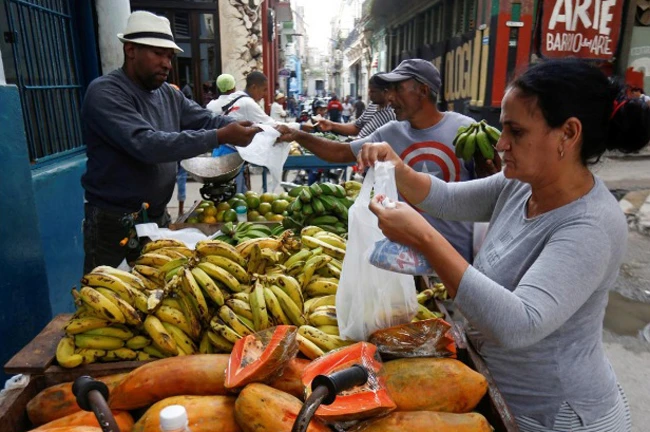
[
  {"xmin": 289, "ymin": 141, "xmax": 303, "ymax": 156},
  {"xmin": 185, "ymin": 191, "xmax": 294, "ymax": 224},
  {"xmin": 282, "ymin": 181, "xmax": 362, "ymax": 234},
  {"xmin": 453, "ymin": 120, "xmax": 501, "ymax": 162}
]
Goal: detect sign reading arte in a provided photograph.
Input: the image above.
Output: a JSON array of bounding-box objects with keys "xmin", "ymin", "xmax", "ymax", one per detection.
[{"xmin": 541, "ymin": 0, "xmax": 623, "ymax": 60}]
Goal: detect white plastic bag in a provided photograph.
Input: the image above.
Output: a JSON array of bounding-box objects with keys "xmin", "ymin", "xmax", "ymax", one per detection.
[
  {"xmin": 235, "ymin": 124, "xmax": 288, "ymax": 191},
  {"xmin": 336, "ymin": 162, "xmax": 418, "ymax": 341}
]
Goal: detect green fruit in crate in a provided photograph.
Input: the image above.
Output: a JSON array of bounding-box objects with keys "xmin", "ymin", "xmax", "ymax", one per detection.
[
  {"xmin": 279, "ymin": 192, "xmax": 290, "ymax": 201},
  {"xmin": 255, "ymin": 215, "xmax": 267, "ymax": 222},
  {"xmin": 258, "ymin": 202, "xmax": 272, "ymax": 215},
  {"xmin": 232, "ymin": 199, "xmax": 247, "ymax": 210},
  {"xmin": 217, "ymin": 202, "xmax": 231, "ymax": 211},
  {"xmin": 223, "ymin": 209, "xmax": 238, "ymax": 222},
  {"xmin": 268, "ymin": 214, "xmax": 284, "ymax": 222},
  {"xmin": 203, "ymin": 206, "xmax": 217, "ymax": 217},
  {"xmin": 264, "ymin": 212, "xmax": 275, "ymax": 221},
  {"xmin": 199, "ymin": 201, "xmax": 212, "ymax": 208},
  {"xmin": 187, "ymin": 217, "xmax": 199, "ymax": 224},
  {"xmin": 235, "ymin": 193, "xmax": 247, "ymax": 200},
  {"xmin": 272, "ymin": 199, "xmax": 290, "ymax": 214},
  {"xmin": 216, "ymin": 210, "xmax": 226, "ymax": 222},
  {"xmin": 248, "ymin": 210, "xmax": 261, "ymax": 221},
  {"xmin": 260, "ymin": 193, "xmax": 275, "ymax": 203},
  {"xmin": 246, "ymin": 196, "xmax": 260, "ymax": 210}
]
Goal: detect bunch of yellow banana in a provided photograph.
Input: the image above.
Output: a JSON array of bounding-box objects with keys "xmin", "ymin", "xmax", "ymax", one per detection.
[{"xmin": 131, "ymin": 239, "xmax": 193, "ymax": 287}]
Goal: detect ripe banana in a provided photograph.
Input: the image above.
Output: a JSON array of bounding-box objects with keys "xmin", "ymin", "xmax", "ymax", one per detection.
[
  {"xmin": 180, "ymin": 269, "xmax": 210, "ymax": 323},
  {"xmin": 131, "ymin": 270, "xmax": 161, "ymax": 290},
  {"xmin": 206, "ymin": 330, "xmax": 235, "ymax": 352},
  {"xmin": 299, "ymin": 325, "xmax": 349, "ymax": 352},
  {"xmin": 155, "ymin": 305, "xmax": 194, "ymax": 337},
  {"xmin": 132, "ymin": 265, "xmax": 164, "ymax": 282},
  {"xmin": 191, "ymin": 267, "xmax": 226, "ymax": 307},
  {"xmin": 162, "ymin": 322, "xmax": 197, "ymax": 355},
  {"xmin": 143, "ymin": 315, "xmax": 178, "ymax": 356},
  {"xmin": 262, "ymin": 274, "xmax": 303, "ymax": 309},
  {"xmin": 308, "ymin": 308, "xmax": 338, "ymax": 327},
  {"xmin": 137, "ymin": 351, "xmax": 153, "ymax": 361},
  {"xmin": 225, "ymin": 298, "xmax": 254, "ymax": 321},
  {"xmin": 78, "ymin": 287, "xmax": 126, "ymax": 324},
  {"xmin": 126, "ymin": 335, "xmax": 151, "ymax": 350},
  {"xmin": 94, "ymin": 287, "xmax": 142, "ymax": 327},
  {"xmin": 287, "ymin": 260, "xmax": 306, "ymax": 277},
  {"xmin": 83, "ymin": 326, "xmax": 133, "ymax": 340},
  {"xmin": 76, "ymin": 348, "xmax": 106, "ymax": 365},
  {"xmin": 196, "ymin": 262, "xmax": 242, "ymax": 293},
  {"xmin": 296, "ymin": 333, "xmax": 325, "ymax": 360},
  {"xmin": 102, "ymin": 348, "xmax": 138, "ymax": 362},
  {"xmin": 237, "ymin": 238, "xmax": 283, "ymax": 258},
  {"xmin": 143, "ymin": 345, "xmax": 168, "ymax": 359},
  {"xmin": 159, "ymin": 257, "xmax": 188, "ymax": 276},
  {"xmin": 301, "ymin": 226, "xmax": 324, "ymax": 237},
  {"xmin": 417, "ymin": 288, "xmax": 436, "ymax": 305},
  {"xmin": 135, "ymin": 253, "xmax": 173, "ymax": 268},
  {"xmin": 161, "ymin": 297, "xmax": 183, "ymax": 310},
  {"xmin": 81, "ymin": 273, "xmax": 135, "ymax": 303},
  {"xmin": 74, "ymin": 334, "xmax": 125, "ymax": 350},
  {"xmin": 265, "ymin": 265, "xmax": 287, "ymax": 275},
  {"xmin": 218, "ymin": 305, "xmax": 254, "ymax": 337},
  {"xmin": 201, "ymin": 255, "xmax": 249, "ymax": 283},
  {"xmin": 301, "ymin": 236, "xmax": 345, "ymax": 261},
  {"xmin": 316, "ymin": 325, "xmax": 340, "ymax": 336},
  {"xmin": 199, "ymin": 332, "xmax": 214, "ymax": 354},
  {"xmin": 263, "ymin": 287, "xmax": 291, "ymax": 325},
  {"xmin": 313, "ymin": 232, "xmax": 346, "ymax": 250},
  {"xmin": 209, "ymin": 317, "xmax": 242, "ymax": 344},
  {"xmin": 269, "ymin": 285, "xmax": 306, "ymax": 326},
  {"xmin": 231, "ymin": 292, "xmax": 250, "ymax": 302},
  {"xmin": 141, "ymin": 239, "xmax": 186, "ymax": 254},
  {"xmin": 249, "ymin": 281, "xmax": 270, "ymax": 331},
  {"xmin": 92, "ymin": 266, "xmax": 146, "ymax": 291},
  {"xmin": 56, "ymin": 336, "xmax": 84, "ymax": 368},
  {"xmin": 195, "ymin": 240, "xmax": 247, "ymax": 267},
  {"xmin": 64, "ymin": 317, "xmax": 110, "ymax": 335},
  {"xmin": 416, "ymin": 303, "xmax": 443, "ymax": 320},
  {"xmin": 284, "ymin": 248, "xmax": 312, "ymax": 269},
  {"xmin": 246, "ymin": 244, "xmax": 264, "ymax": 275},
  {"xmin": 302, "ymin": 255, "xmax": 333, "ymax": 289},
  {"xmin": 176, "ymin": 291, "xmax": 202, "ymax": 340}
]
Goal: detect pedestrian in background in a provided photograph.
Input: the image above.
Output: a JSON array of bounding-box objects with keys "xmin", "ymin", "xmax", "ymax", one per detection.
[
  {"xmin": 354, "ymin": 94, "xmax": 366, "ymax": 119},
  {"xmin": 271, "ymin": 93, "xmax": 289, "ymax": 122},
  {"xmin": 341, "ymin": 96, "xmax": 353, "ymax": 122},
  {"xmin": 327, "ymin": 95, "xmax": 343, "ymax": 122}
]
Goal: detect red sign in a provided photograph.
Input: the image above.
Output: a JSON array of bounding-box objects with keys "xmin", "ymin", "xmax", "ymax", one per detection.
[{"xmin": 541, "ymin": 0, "xmax": 624, "ymax": 60}]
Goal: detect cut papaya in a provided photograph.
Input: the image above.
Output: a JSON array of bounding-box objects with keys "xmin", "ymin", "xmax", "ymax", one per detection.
[
  {"xmin": 132, "ymin": 395, "xmax": 240, "ymax": 432},
  {"xmin": 268, "ymin": 357, "xmax": 311, "ymax": 400},
  {"xmin": 301, "ymin": 342, "xmax": 396, "ymax": 422},
  {"xmin": 226, "ymin": 325, "xmax": 299, "ymax": 389},
  {"xmin": 234, "ymin": 383, "xmax": 329, "ymax": 432},
  {"xmin": 352, "ymin": 411, "xmax": 493, "ymax": 432},
  {"xmin": 369, "ymin": 318, "xmax": 456, "ymax": 359},
  {"xmin": 383, "ymin": 358, "xmax": 488, "ymax": 413},
  {"xmin": 109, "ymin": 354, "xmax": 229, "ymax": 410},
  {"xmin": 27, "ymin": 373, "xmax": 127, "ymax": 426}
]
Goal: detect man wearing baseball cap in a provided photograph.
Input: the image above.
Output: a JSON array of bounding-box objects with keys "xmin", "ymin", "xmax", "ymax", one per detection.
[
  {"xmin": 81, "ymin": 11, "xmax": 262, "ymax": 272},
  {"xmin": 279, "ymin": 58, "xmax": 491, "ymax": 262},
  {"xmin": 206, "ymin": 73, "xmax": 238, "ymax": 114}
]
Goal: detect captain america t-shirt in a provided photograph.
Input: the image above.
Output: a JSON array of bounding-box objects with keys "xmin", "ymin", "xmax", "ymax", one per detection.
[{"xmin": 350, "ymin": 111, "xmax": 475, "ymax": 261}]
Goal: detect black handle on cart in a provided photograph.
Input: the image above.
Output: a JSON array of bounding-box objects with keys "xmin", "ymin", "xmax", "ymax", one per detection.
[
  {"xmin": 291, "ymin": 365, "xmax": 369, "ymax": 432},
  {"xmin": 72, "ymin": 376, "xmax": 121, "ymax": 432}
]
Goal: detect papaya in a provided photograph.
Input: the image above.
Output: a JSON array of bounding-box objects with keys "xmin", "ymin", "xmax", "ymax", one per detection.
[
  {"xmin": 353, "ymin": 411, "xmax": 492, "ymax": 432},
  {"xmin": 301, "ymin": 342, "xmax": 396, "ymax": 422},
  {"xmin": 132, "ymin": 395, "xmax": 240, "ymax": 432},
  {"xmin": 226, "ymin": 325, "xmax": 299, "ymax": 389},
  {"xmin": 234, "ymin": 383, "xmax": 329, "ymax": 432},
  {"xmin": 268, "ymin": 357, "xmax": 311, "ymax": 400},
  {"xmin": 383, "ymin": 358, "xmax": 488, "ymax": 413},
  {"xmin": 29, "ymin": 410, "xmax": 133, "ymax": 432},
  {"xmin": 109, "ymin": 354, "xmax": 229, "ymax": 410},
  {"xmin": 27, "ymin": 373, "xmax": 127, "ymax": 426},
  {"xmin": 369, "ymin": 318, "xmax": 456, "ymax": 358}
]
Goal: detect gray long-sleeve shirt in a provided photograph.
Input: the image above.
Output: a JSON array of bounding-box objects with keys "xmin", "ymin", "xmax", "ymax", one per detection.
[
  {"xmin": 419, "ymin": 172, "xmax": 626, "ymax": 427},
  {"xmin": 81, "ymin": 68, "xmax": 234, "ymax": 216}
]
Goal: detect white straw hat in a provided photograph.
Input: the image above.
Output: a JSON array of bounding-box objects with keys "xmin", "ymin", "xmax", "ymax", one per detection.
[{"xmin": 117, "ymin": 11, "xmax": 183, "ymax": 53}]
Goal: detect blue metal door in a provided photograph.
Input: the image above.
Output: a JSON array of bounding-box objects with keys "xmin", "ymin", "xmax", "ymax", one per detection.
[{"xmin": 4, "ymin": 0, "xmax": 84, "ymax": 162}]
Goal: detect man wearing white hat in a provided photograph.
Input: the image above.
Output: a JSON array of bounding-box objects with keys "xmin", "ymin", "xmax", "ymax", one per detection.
[
  {"xmin": 81, "ymin": 10, "xmax": 261, "ymax": 272},
  {"xmin": 271, "ymin": 93, "xmax": 288, "ymax": 122}
]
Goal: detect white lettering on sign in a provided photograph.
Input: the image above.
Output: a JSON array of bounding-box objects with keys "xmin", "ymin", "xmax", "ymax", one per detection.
[
  {"xmin": 548, "ymin": 0, "xmax": 613, "ymax": 35},
  {"xmin": 546, "ymin": 32, "xmax": 612, "ymax": 55}
]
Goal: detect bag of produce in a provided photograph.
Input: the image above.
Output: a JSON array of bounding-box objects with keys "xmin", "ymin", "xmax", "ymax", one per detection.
[
  {"xmin": 368, "ymin": 318, "xmax": 456, "ymax": 359},
  {"xmin": 336, "ymin": 162, "xmax": 418, "ymax": 341}
]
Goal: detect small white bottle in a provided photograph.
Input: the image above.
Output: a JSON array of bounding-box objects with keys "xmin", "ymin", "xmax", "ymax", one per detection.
[{"xmin": 159, "ymin": 405, "xmax": 191, "ymax": 432}]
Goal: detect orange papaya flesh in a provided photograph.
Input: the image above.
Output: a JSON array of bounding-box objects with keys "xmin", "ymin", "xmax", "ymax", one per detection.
[
  {"xmin": 29, "ymin": 410, "xmax": 133, "ymax": 432},
  {"xmin": 27, "ymin": 373, "xmax": 127, "ymax": 427},
  {"xmin": 226, "ymin": 325, "xmax": 299, "ymax": 389},
  {"xmin": 369, "ymin": 318, "xmax": 457, "ymax": 358},
  {"xmin": 132, "ymin": 395, "xmax": 240, "ymax": 432},
  {"xmin": 234, "ymin": 383, "xmax": 329, "ymax": 432},
  {"xmin": 268, "ymin": 357, "xmax": 311, "ymax": 400},
  {"xmin": 352, "ymin": 411, "xmax": 493, "ymax": 432},
  {"xmin": 109, "ymin": 354, "xmax": 229, "ymax": 410},
  {"xmin": 383, "ymin": 357, "xmax": 488, "ymax": 413},
  {"xmin": 301, "ymin": 342, "xmax": 396, "ymax": 422}
]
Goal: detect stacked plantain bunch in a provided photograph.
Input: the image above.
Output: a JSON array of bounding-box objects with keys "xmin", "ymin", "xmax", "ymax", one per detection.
[
  {"xmin": 212, "ymin": 221, "xmax": 289, "ymax": 246},
  {"xmin": 453, "ymin": 120, "xmax": 501, "ymax": 162},
  {"xmin": 282, "ymin": 181, "xmax": 362, "ymax": 235}
]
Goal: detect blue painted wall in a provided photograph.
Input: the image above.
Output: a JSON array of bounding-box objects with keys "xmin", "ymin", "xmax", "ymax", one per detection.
[
  {"xmin": 0, "ymin": 85, "xmax": 52, "ymax": 382},
  {"xmin": 32, "ymin": 153, "xmax": 87, "ymax": 315}
]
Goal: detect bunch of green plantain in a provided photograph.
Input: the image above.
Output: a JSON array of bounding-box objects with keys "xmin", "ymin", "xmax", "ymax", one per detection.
[
  {"xmin": 282, "ymin": 182, "xmax": 361, "ymax": 235},
  {"xmin": 453, "ymin": 120, "xmax": 501, "ymax": 162},
  {"xmin": 213, "ymin": 221, "xmax": 289, "ymax": 246}
]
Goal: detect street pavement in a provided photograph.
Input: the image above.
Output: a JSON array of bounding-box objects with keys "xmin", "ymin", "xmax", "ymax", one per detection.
[{"xmin": 171, "ymin": 155, "xmax": 650, "ymax": 430}]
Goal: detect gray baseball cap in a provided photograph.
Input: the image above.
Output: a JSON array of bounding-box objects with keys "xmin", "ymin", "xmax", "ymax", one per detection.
[{"xmin": 379, "ymin": 59, "xmax": 442, "ymax": 96}]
